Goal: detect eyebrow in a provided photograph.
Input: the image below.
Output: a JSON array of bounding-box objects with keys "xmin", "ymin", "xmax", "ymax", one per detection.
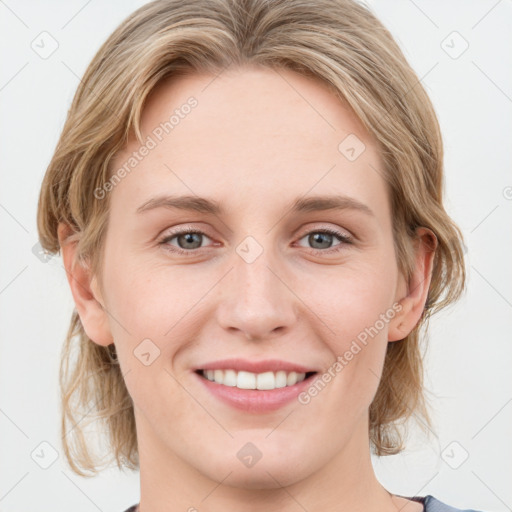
[{"xmin": 136, "ymin": 193, "xmax": 375, "ymax": 217}]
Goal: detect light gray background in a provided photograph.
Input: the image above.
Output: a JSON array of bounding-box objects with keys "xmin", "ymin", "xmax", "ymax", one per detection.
[{"xmin": 1, "ymin": 1, "xmax": 511, "ymax": 511}]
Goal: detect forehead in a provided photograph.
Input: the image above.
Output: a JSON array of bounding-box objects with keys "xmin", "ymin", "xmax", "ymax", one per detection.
[{"xmin": 110, "ymin": 65, "xmax": 387, "ymax": 217}]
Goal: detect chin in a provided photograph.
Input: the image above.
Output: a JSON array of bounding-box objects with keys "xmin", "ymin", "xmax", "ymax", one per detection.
[
  {"xmin": 220, "ymin": 463, "xmax": 310, "ymax": 491},
  {"xmin": 198, "ymin": 446, "xmax": 317, "ymax": 490}
]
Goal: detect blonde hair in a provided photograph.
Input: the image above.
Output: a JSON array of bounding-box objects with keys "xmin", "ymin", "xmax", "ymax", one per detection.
[{"xmin": 37, "ymin": 0, "xmax": 466, "ymax": 476}]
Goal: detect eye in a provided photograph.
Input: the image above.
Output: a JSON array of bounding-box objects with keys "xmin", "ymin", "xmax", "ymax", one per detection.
[
  {"xmin": 158, "ymin": 226, "xmax": 353, "ymax": 257},
  {"xmin": 296, "ymin": 228, "xmax": 352, "ymax": 254},
  {"xmin": 159, "ymin": 227, "xmax": 214, "ymax": 255}
]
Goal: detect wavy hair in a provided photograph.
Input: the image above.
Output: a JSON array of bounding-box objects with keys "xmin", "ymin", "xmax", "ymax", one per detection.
[{"xmin": 37, "ymin": 0, "xmax": 466, "ymax": 476}]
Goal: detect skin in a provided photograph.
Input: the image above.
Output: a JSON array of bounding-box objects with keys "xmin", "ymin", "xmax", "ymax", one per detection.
[{"xmin": 59, "ymin": 65, "xmax": 435, "ymax": 512}]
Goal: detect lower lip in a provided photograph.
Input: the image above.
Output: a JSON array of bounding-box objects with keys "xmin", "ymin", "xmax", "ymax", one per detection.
[{"xmin": 194, "ymin": 371, "xmax": 318, "ymax": 413}]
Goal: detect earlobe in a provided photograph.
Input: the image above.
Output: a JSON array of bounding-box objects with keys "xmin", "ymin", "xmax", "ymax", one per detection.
[
  {"xmin": 58, "ymin": 223, "xmax": 113, "ymax": 347},
  {"xmin": 388, "ymin": 228, "xmax": 437, "ymax": 342}
]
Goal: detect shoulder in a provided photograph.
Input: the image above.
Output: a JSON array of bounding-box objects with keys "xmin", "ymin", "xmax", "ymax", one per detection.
[
  {"xmin": 122, "ymin": 496, "xmax": 487, "ymax": 512},
  {"xmin": 423, "ymin": 495, "xmax": 487, "ymax": 512}
]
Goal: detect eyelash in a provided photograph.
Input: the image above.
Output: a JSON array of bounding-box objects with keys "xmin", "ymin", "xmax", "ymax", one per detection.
[{"xmin": 158, "ymin": 226, "xmax": 353, "ymax": 257}]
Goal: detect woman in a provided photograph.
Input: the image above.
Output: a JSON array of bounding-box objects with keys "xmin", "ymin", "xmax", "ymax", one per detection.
[{"xmin": 36, "ymin": 0, "xmax": 483, "ymax": 511}]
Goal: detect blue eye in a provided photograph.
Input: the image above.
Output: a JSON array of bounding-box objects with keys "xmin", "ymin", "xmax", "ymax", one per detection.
[
  {"xmin": 159, "ymin": 227, "xmax": 213, "ymax": 255},
  {"xmin": 296, "ymin": 228, "xmax": 352, "ymax": 253},
  {"xmin": 159, "ymin": 227, "xmax": 352, "ymax": 256}
]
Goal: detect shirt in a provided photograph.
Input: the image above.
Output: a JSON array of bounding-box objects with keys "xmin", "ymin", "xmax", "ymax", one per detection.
[{"xmin": 122, "ymin": 494, "xmax": 486, "ymax": 512}]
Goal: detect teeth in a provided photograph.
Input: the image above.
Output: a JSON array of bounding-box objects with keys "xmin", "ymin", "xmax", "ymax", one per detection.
[
  {"xmin": 201, "ymin": 369, "xmax": 308, "ymax": 390},
  {"xmin": 223, "ymin": 369, "xmax": 237, "ymax": 387}
]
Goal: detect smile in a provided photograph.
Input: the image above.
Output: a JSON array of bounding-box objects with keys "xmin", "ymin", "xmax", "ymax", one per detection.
[
  {"xmin": 197, "ymin": 369, "xmax": 317, "ymax": 390},
  {"xmin": 194, "ymin": 369, "xmax": 319, "ymax": 413}
]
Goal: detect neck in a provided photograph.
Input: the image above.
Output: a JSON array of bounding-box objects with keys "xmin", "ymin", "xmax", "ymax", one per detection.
[{"xmin": 135, "ymin": 412, "xmax": 404, "ymax": 512}]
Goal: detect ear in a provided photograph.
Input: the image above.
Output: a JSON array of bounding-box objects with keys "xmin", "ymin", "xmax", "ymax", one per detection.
[
  {"xmin": 58, "ymin": 223, "xmax": 113, "ymax": 347},
  {"xmin": 388, "ymin": 227, "xmax": 437, "ymax": 342}
]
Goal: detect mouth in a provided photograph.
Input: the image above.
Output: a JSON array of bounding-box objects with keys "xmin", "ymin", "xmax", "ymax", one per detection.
[
  {"xmin": 193, "ymin": 367, "xmax": 319, "ymax": 413},
  {"xmin": 192, "ymin": 358, "xmax": 321, "ymax": 412},
  {"xmin": 194, "ymin": 368, "xmax": 318, "ymax": 391}
]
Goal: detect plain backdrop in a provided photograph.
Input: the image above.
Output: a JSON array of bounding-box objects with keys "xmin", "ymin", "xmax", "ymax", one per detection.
[{"xmin": 1, "ymin": 1, "xmax": 511, "ymax": 511}]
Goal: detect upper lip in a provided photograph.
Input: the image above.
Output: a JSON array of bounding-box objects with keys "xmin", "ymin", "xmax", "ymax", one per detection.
[{"xmin": 195, "ymin": 358, "xmax": 318, "ymax": 374}]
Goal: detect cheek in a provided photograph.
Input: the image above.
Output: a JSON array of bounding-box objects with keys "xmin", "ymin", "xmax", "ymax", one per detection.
[
  {"xmin": 103, "ymin": 231, "xmax": 398, "ymax": 368},
  {"xmin": 101, "ymin": 260, "xmax": 202, "ymax": 422},
  {"xmin": 101, "ymin": 254, "xmax": 216, "ymax": 370},
  {"xmin": 106, "ymin": 257, "xmax": 213, "ymax": 318},
  {"xmin": 104, "ymin": 246, "xmax": 399, "ymax": 340},
  {"xmin": 306, "ymin": 259, "xmax": 398, "ymax": 345},
  {"xmin": 303, "ymin": 260, "xmax": 397, "ymax": 403}
]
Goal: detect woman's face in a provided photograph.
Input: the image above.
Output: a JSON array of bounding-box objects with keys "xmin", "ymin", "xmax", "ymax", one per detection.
[{"xmin": 85, "ymin": 66, "xmax": 424, "ymax": 488}]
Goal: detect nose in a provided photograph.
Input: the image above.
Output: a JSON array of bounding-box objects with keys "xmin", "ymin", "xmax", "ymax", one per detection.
[{"xmin": 215, "ymin": 247, "xmax": 299, "ymax": 341}]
